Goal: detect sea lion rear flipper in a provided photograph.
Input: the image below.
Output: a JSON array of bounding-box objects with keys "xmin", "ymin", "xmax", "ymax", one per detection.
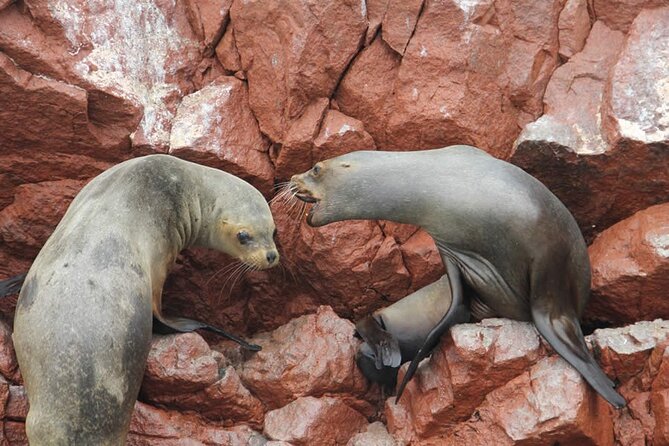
[
  {"xmin": 395, "ymin": 258, "xmax": 470, "ymax": 402},
  {"xmin": 355, "ymin": 315, "xmax": 402, "ymax": 368},
  {"xmin": 153, "ymin": 315, "xmax": 261, "ymax": 351},
  {"xmin": 531, "ymin": 305, "xmax": 626, "ymax": 408},
  {"xmin": 0, "ymin": 273, "xmax": 27, "ymax": 297}
]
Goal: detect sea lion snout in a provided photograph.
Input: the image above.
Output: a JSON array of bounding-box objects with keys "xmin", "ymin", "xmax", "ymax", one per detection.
[{"xmin": 265, "ymin": 250, "xmax": 279, "ymax": 267}]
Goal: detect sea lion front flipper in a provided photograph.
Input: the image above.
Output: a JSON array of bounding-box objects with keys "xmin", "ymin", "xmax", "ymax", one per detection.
[
  {"xmin": 531, "ymin": 305, "xmax": 626, "ymax": 408},
  {"xmin": 355, "ymin": 315, "xmax": 402, "ymax": 368},
  {"xmin": 395, "ymin": 257, "xmax": 470, "ymax": 402},
  {"xmin": 153, "ymin": 315, "xmax": 261, "ymax": 351},
  {"xmin": 0, "ymin": 273, "xmax": 27, "ymax": 297}
]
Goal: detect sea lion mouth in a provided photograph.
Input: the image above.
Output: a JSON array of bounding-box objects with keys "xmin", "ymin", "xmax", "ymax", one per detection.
[{"xmin": 295, "ymin": 193, "xmax": 319, "ymax": 203}]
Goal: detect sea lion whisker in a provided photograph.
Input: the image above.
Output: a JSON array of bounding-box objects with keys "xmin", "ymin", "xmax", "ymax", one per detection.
[
  {"xmin": 218, "ymin": 262, "xmax": 249, "ymax": 303},
  {"xmin": 205, "ymin": 261, "xmax": 242, "ymax": 288}
]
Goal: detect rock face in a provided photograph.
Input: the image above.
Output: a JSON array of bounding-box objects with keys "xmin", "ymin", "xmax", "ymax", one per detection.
[
  {"xmin": 2, "ymin": 0, "xmax": 669, "ymax": 444},
  {"xmin": 587, "ymin": 203, "xmax": 669, "ymax": 326}
]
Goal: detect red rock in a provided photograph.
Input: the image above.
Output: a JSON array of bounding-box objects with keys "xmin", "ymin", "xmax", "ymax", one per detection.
[
  {"xmin": 184, "ymin": 0, "xmax": 231, "ymax": 55},
  {"xmin": 478, "ymin": 356, "xmax": 613, "ymax": 445},
  {"xmin": 0, "ymin": 319, "xmax": 19, "ymax": 382},
  {"xmin": 230, "ymin": 0, "xmax": 367, "ymax": 144},
  {"xmin": 558, "ymin": 0, "xmax": 592, "ymax": 59},
  {"xmin": 335, "ymin": 36, "xmax": 401, "ymax": 147},
  {"xmin": 587, "ymin": 203, "xmax": 669, "ymax": 326},
  {"xmin": 365, "ymin": 0, "xmax": 391, "ymax": 45},
  {"xmin": 263, "ymin": 396, "xmax": 367, "ymax": 446},
  {"xmin": 0, "ymin": 376, "xmax": 9, "ymax": 419},
  {"xmin": 347, "ymin": 422, "xmax": 400, "ymax": 446},
  {"xmin": 0, "ymin": 180, "xmax": 86, "ymax": 260},
  {"xmin": 591, "ymin": 320, "xmax": 669, "ymax": 382},
  {"xmin": 387, "ymin": 319, "xmax": 546, "ymax": 440},
  {"xmin": 215, "ymin": 25, "xmax": 242, "ymax": 72},
  {"xmin": 381, "ymin": 0, "xmax": 424, "ymax": 55},
  {"xmin": 313, "ymin": 109, "xmax": 377, "ymax": 162},
  {"xmin": 263, "ymin": 206, "xmax": 416, "ymax": 321},
  {"xmin": 239, "ymin": 306, "xmax": 370, "ymax": 410},
  {"xmin": 592, "ymin": 0, "xmax": 667, "ymax": 32},
  {"xmin": 339, "ymin": 0, "xmax": 563, "ymax": 156},
  {"xmin": 4, "ymin": 421, "xmax": 27, "ymax": 445},
  {"xmin": 0, "ymin": 0, "xmax": 13, "ymax": 11},
  {"xmin": 603, "ymin": 6, "xmax": 669, "ymax": 147},
  {"xmin": 141, "ymin": 332, "xmax": 264, "ymax": 427},
  {"xmin": 6, "ymin": 385, "xmax": 28, "ymax": 420},
  {"xmin": 14, "ymin": 0, "xmax": 200, "ymax": 151},
  {"xmin": 168, "ymin": 76, "xmax": 274, "ymax": 196},
  {"xmin": 142, "ymin": 333, "xmax": 219, "ymax": 396},
  {"xmin": 653, "ymin": 389, "xmax": 669, "ymax": 444},
  {"xmin": 511, "ymin": 20, "xmax": 669, "ymax": 241},
  {"xmin": 398, "ymin": 229, "xmax": 444, "ymax": 290},
  {"xmin": 128, "ymin": 401, "xmax": 266, "ymax": 445},
  {"xmin": 0, "ymin": 51, "xmax": 137, "ymax": 159},
  {"xmin": 274, "ymin": 98, "xmax": 329, "ymax": 180}
]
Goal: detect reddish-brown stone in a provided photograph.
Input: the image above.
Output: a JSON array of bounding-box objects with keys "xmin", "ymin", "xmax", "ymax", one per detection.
[
  {"xmin": 313, "ymin": 109, "xmax": 377, "ymax": 162},
  {"xmin": 381, "ymin": 0, "xmax": 424, "ymax": 55},
  {"xmin": 215, "ymin": 24, "xmax": 242, "ymax": 73},
  {"xmin": 6, "ymin": 385, "xmax": 28, "ymax": 421},
  {"xmin": 511, "ymin": 17, "xmax": 669, "ymax": 241},
  {"xmin": 141, "ymin": 332, "xmax": 264, "ymax": 427},
  {"xmin": 0, "ymin": 180, "xmax": 86, "ymax": 262},
  {"xmin": 128, "ymin": 401, "xmax": 266, "ymax": 445},
  {"xmin": 230, "ymin": 0, "xmax": 367, "ymax": 144},
  {"xmin": 184, "ymin": 0, "xmax": 231, "ymax": 55},
  {"xmin": 344, "ymin": 0, "xmax": 564, "ymax": 156},
  {"xmin": 603, "ymin": 6, "xmax": 669, "ymax": 147},
  {"xmin": 558, "ymin": 0, "xmax": 592, "ymax": 59},
  {"xmin": 587, "ymin": 203, "xmax": 669, "ymax": 325},
  {"xmin": 477, "ymin": 357, "xmax": 614, "ymax": 445},
  {"xmin": 347, "ymin": 422, "xmax": 400, "ymax": 446},
  {"xmin": 263, "ymin": 396, "xmax": 367, "ymax": 446},
  {"xmin": 387, "ymin": 319, "xmax": 546, "ymax": 440},
  {"xmin": 169, "ymin": 76, "xmax": 274, "ymax": 196},
  {"xmin": 142, "ymin": 333, "xmax": 219, "ymax": 396},
  {"xmin": 0, "ymin": 319, "xmax": 19, "ymax": 383},
  {"xmin": 592, "ymin": 0, "xmax": 667, "ymax": 32},
  {"xmin": 239, "ymin": 306, "xmax": 371, "ymax": 410},
  {"xmin": 4, "ymin": 421, "xmax": 27, "ymax": 445}
]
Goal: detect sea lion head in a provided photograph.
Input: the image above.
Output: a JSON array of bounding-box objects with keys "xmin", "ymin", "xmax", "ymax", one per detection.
[
  {"xmin": 290, "ymin": 151, "xmax": 377, "ymax": 227},
  {"xmin": 201, "ymin": 177, "xmax": 280, "ymax": 270}
]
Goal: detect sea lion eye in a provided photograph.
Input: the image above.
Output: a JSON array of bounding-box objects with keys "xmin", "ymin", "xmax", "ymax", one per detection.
[
  {"xmin": 237, "ymin": 231, "xmax": 252, "ymax": 245},
  {"xmin": 312, "ymin": 164, "xmax": 322, "ymax": 176}
]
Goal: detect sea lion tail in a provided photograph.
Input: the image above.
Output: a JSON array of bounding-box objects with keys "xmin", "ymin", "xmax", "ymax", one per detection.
[
  {"xmin": 531, "ymin": 306, "xmax": 626, "ymax": 409},
  {"xmin": 0, "ymin": 273, "xmax": 27, "ymax": 297}
]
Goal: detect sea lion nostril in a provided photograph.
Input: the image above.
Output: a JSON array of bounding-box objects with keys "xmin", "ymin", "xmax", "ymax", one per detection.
[{"xmin": 266, "ymin": 251, "xmax": 277, "ymax": 264}]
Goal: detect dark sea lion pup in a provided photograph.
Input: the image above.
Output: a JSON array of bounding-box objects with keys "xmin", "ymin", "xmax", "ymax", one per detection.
[
  {"xmin": 13, "ymin": 154, "xmax": 279, "ymax": 445},
  {"xmin": 290, "ymin": 145, "xmax": 626, "ymax": 409}
]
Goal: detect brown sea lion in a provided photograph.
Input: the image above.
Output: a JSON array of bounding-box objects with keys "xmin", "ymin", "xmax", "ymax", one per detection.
[
  {"xmin": 290, "ymin": 145, "xmax": 626, "ymax": 408},
  {"xmin": 13, "ymin": 154, "xmax": 279, "ymax": 445}
]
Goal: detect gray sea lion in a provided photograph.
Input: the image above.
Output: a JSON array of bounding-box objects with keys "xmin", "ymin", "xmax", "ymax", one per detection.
[
  {"xmin": 291, "ymin": 145, "xmax": 626, "ymax": 408},
  {"xmin": 13, "ymin": 154, "xmax": 279, "ymax": 445}
]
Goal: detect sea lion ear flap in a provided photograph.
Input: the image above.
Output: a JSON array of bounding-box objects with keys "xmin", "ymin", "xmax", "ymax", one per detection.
[{"xmin": 341, "ymin": 162, "xmax": 351, "ymax": 168}]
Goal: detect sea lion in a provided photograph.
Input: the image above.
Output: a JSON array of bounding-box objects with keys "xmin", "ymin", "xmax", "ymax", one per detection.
[
  {"xmin": 291, "ymin": 145, "xmax": 626, "ymax": 408},
  {"xmin": 355, "ymin": 276, "xmax": 460, "ymax": 388},
  {"xmin": 13, "ymin": 154, "xmax": 279, "ymax": 445}
]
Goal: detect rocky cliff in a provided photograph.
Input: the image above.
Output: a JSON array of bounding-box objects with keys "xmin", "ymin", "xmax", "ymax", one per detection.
[{"xmin": 0, "ymin": 0, "xmax": 668, "ymax": 444}]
